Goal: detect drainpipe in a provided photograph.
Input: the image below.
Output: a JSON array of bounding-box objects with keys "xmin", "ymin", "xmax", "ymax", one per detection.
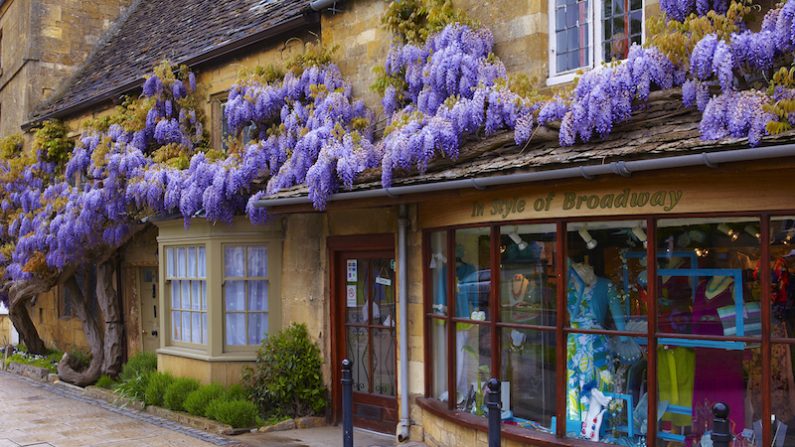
[
  {"xmin": 252, "ymin": 143, "xmax": 795, "ymax": 208},
  {"xmin": 397, "ymin": 204, "xmax": 411, "ymax": 442},
  {"xmin": 309, "ymin": 0, "xmax": 341, "ymax": 11}
]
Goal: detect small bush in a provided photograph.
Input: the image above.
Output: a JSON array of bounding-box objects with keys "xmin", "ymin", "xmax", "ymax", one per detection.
[
  {"xmin": 119, "ymin": 352, "xmax": 157, "ymax": 382},
  {"xmin": 205, "ymin": 399, "xmax": 259, "ymax": 428},
  {"xmin": 243, "ymin": 323, "xmax": 327, "ymax": 419},
  {"xmin": 163, "ymin": 377, "xmax": 200, "ymax": 412},
  {"xmin": 144, "ymin": 372, "xmax": 174, "ymax": 406},
  {"xmin": 115, "ymin": 370, "xmax": 152, "ymax": 401},
  {"xmin": 184, "ymin": 384, "xmax": 225, "ymax": 417},
  {"xmin": 95, "ymin": 374, "xmax": 116, "ymax": 389},
  {"xmin": 224, "ymin": 383, "xmax": 248, "ymax": 401}
]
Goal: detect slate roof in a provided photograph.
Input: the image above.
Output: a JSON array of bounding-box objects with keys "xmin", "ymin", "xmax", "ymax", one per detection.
[
  {"xmin": 264, "ymin": 89, "xmax": 795, "ymax": 201},
  {"xmin": 28, "ymin": 0, "xmax": 313, "ymax": 125}
]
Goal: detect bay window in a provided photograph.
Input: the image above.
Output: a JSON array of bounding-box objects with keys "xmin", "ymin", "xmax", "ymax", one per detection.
[
  {"xmin": 549, "ymin": 0, "xmax": 644, "ymax": 83},
  {"xmin": 157, "ymin": 218, "xmax": 282, "ymax": 360},
  {"xmin": 424, "ymin": 214, "xmax": 790, "ymax": 446}
]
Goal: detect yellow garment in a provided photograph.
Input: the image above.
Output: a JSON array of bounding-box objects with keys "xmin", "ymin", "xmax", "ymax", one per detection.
[{"xmin": 657, "ymin": 347, "xmax": 694, "ymax": 427}]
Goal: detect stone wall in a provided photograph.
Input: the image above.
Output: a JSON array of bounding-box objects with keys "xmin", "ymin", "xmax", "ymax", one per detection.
[{"xmin": 28, "ymin": 288, "xmax": 87, "ymax": 352}]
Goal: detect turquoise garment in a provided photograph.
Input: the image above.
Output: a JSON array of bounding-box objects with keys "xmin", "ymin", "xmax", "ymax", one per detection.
[{"xmin": 566, "ymin": 268, "xmax": 625, "ymax": 425}]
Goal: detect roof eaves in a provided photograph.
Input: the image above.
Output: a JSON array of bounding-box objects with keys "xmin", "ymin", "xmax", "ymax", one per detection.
[{"xmin": 23, "ymin": 8, "xmax": 318, "ymax": 130}]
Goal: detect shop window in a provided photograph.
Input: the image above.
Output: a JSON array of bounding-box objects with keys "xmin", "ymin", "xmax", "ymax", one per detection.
[
  {"xmin": 565, "ymin": 221, "xmax": 647, "ymax": 444},
  {"xmin": 429, "ymin": 231, "xmax": 449, "ymax": 400},
  {"xmin": 166, "ymin": 245, "xmax": 207, "ymax": 345},
  {"xmin": 654, "ymin": 217, "xmax": 761, "ymax": 446},
  {"xmin": 223, "ymin": 245, "xmax": 269, "ymax": 347},
  {"xmin": 549, "ymin": 0, "xmax": 644, "ymax": 83}
]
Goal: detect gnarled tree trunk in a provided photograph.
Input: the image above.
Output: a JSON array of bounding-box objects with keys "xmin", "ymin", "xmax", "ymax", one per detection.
[
  {"xmin": 7, "ymin": 280, "xmax": 49, "ymax": 355},
  {"xmin": 97, "ymin": 260, "xmax": 123, "ymax": 376},
  {"xmin": 57, "ymin": 274, "xmax": 104, "ymax": 386}
]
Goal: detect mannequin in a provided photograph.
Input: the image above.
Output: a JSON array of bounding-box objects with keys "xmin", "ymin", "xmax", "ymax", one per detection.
[
  {"xmin": 582, "ymin": 385, "xmax": 612, "ymax": 442},
  {"xmin": 566, "ymin": 261, "xmax": 627, "ymax": 425}
]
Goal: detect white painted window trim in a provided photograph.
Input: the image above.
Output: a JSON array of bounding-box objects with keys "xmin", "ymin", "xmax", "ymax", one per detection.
[{"xmin": 547, "ymin": 0, "xmax": 645, "ymax": 86}]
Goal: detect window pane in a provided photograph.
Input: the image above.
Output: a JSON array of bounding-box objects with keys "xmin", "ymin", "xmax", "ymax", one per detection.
[
  {"xmin": 225, "ymin": 280, "xmax": 245, "ymax": 311},
  {"xmin": 454, "ymin": 228, "xmax": 491, "ymax": 321},
  {"xmin": 197, "ymin": 246, "xmax": 206, "ymax": 278},
  {"xmin": 191, "ymin": 312, "xmax": 201, "ymax": 344},
  {"xmin": 656, "ymin": 217, "xmax": 761, "ymax": 337},
  {"xmin": 770, "ymin": 217, "xmax": 795, "ymax": 337},
  {"xmin": 171, "ymin": 281, "xmax": 180, "ymax": 308},
  {"xmin": 187, "ymin": 247, "xmax": 197, "ymax": 277},
  {"xmin": 202, "ymin": 281, "xmax": 207, "ymax": 311},
  {"xmin": 182, "ymin": 312, "xmax": 191, "ymax": 343},
  {"xmin": 500, "ymin": 224, "xmax": 557, "ymax": 326},
  {"xmin": 191, "ymin": 281, "xmax": 201, "ymax": 311},
  {"xmin": 177, "ymin": 247, "xmax": 186, "ymax": 277},
  {"xmin": 248, "ymin": 313, "xmax": 268, "ymax": 345},
  {"xmin": 431, "ymin": 319, "xmax": 448, "ymax": 401},
  {"xmin": 172, "ymin": 311, "xmax": 181, "ymax": 340},
  {"xmin": 166, "ymin": 248, "xmax": 174, "ymax": 278},
  {"xmin": 249, "ymin": 280, "xmax": 268, "ymax": 311},
  {"xmin": 501, "ymin": 328, "xmax": 556, "ymax": 432},
  {"xmin": 455, "ymin": 322, "xmax": 491, "ymax": 415},
  {"xmin": 225, "ymin": 313, "xmax": 246, "ymax": 346},
  {"xmin": 770, "ymin": 343, "xmax": 795, "ymax": 442},
  {"xmin": 181, "ymin": 280, "xmax": 190, "ymax": 310},
  {"xmin": 373, "ymin": 328, "xmax": 396, "ymax": 396},
  {"xmin": 566, "ymin": 221, "xmax": 648, "ymax": 332},
  {"xmin": 655, "ymin": 345, "xmax": 760, "ymax": 447},
  {"xmin": 225, "ymin": 246, "xmax": 245, "ymax": 277},
  {"xmin": 430, "ymin": 231, "xmax": 449, "ymax": 316},
  {"xmin": 248, "ymin": 246, "xmax": 268, "ymax": 277}
]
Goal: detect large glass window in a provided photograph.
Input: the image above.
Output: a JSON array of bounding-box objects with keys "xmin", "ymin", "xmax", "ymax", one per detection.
[
  {"xmin": 223, "ymin": 245, "xmax": 269, "ymax": 347},
  {"xmin": 167, "ymin": 246, "xmax": 207, "ymax": 345},
  {"xmin": 425, "ymin": 214, "xmax": 787, "ymax": 446}
]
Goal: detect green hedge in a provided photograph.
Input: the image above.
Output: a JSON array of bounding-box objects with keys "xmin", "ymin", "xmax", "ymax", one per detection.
[
  {"xmin": 164, "ymin": 377, "xmax": 200, "ymax": 412},
  {"xmin": 144, "ymin": 372, "xmax": 174, "ymax": 406},
  {"xmin": 184, "ymin": 384, "xmax": 225, "ymax": 417},
  {"xmin": 205, "ymin": 399, "xmax": 259, "ymax": 428}
]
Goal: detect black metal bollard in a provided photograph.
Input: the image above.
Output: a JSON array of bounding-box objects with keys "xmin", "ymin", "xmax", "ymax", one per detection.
[
  {"xmin": 342, "ymin": 359, "xmax": 353, "ymax": 447},
  {"xmin": 711, "ymin": 402, "xmax": 731, "ymax": 447},
  {"xmin": 486, "ymin": 378, "xmax": 501, "ymax": 447}
]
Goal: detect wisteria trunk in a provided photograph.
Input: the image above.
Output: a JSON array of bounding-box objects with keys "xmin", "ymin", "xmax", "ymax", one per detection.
[
  {"xmin": 7, "ymin": 280, "xmax": 48, "ymax": 355},
  {"xmin": 8, "ymin": 303, "xmax": 45, "ymax": 355},
  {"xmin": 57, "ymin": 275, "xmax": 103, "ymax": 386},
  {"xmin": 97, "ymin": 260, "xmax": 123, "ymax": 376}
]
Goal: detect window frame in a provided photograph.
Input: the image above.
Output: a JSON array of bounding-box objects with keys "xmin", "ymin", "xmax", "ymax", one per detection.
[
  {"xmin": 222, "ymin": 243, "xmax": 270, "ymax": 351},
  {"xmin": 164, "ymin": 243, "xmax": 208, "ymax": 349},
  {"xmin": 547, "ymin": 0, "xmax": 645, "ymax": 86},
  {"xmin": 423, "ymin": 211, "xmax": 779, "ymax": 447}
]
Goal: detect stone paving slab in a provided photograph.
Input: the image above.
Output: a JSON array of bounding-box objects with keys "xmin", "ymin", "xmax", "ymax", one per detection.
[{"xmin": 0, "ymin": 372, "xmax": 240, "ymax": 447}]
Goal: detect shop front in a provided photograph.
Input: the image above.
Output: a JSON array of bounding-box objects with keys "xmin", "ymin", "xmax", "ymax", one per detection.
[{"xmin": 413, "ymin": 158, "xmax": 795, "ymax": 447}]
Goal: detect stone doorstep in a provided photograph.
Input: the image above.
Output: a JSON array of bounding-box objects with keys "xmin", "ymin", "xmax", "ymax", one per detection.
[{"xmin": 258, "ymin": 416, "xmax": 327, "ymax": 433}]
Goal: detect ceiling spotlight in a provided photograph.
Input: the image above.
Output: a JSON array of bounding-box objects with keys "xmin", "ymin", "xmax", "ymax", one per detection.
[
  {"xmin": 694, "ymin": 247, "xmax": 710, "ymax": 257},
  {"xmin": 744, "ymin": 225, "xmax": 760, "ymax": 240},
  {"xmin": 508, "ymin": 231, "xmax": 528, "ymax": 250},
  {"xmin": 579, "ymin": 228, "xmax": 598, "ymax": 250},
  {"xmin": 632, "ymin": 225, "xmax": 647, "ymax": 248},
  {"xmin": 718, "ymin": 223, "xmax": 740, "ymax": 242}
]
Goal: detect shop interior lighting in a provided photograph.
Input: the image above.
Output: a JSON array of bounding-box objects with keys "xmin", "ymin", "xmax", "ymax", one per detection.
[
  {"xmin": 631, "ymin": 226, "xmax": 647, "ymax": 248},
  {"xmin": 718, "ymin": 223, "xmax": 740, "ymax": 241},
  {"xmin": 744, "ymin": 225, "xmax": 760, "ymax": 240},
  {"xmin": 508, "ymin": 230, "xmax": 528, "ymax": 250},
  {"xmin": 579, "ymin": 228, "xmax": 598, "ymax": 250}
]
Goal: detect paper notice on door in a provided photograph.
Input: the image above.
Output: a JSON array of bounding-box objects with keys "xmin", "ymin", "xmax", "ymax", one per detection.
[
  {"xmin": 375, "ymin": 276, "xmax": 392, "ymax": 286},
  {"xmin": 346, "ymin": 285, "xmax": 357, "ymax": 307},
  {"xmin": 346, "ymin": 260, "xmax": 357, "ymax": 282}
]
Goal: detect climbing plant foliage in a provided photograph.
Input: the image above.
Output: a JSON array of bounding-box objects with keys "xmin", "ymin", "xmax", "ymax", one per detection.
[{"xmin": 2, "ymin": 0, "xmax": 795, "ymax": 294}]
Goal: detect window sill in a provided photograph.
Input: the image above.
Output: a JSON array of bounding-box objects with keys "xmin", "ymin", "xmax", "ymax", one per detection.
[
  {"xmin": 546, "ymin": 71, "xmax": 580, "ymax": 87},
  {"xmin": 416, "ymin": 397, "xmax": 616, "ymax": 447},
  {"xmin": 157, "ymin": 346, "xmax": 257, "ymax": 363}
]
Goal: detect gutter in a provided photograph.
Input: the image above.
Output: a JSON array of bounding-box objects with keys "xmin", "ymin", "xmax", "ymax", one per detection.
[
  {"xmin": 253, "ymin": 143, "xmax": 795, "ymax": 209},
  {"xmin": 22, "ymin": 12, "xmax": 319, "ymax": 130}
]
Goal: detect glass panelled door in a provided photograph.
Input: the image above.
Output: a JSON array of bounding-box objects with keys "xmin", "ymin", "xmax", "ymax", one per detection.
[{"xmin": 339, "ymin": 252, "xmax": 397, "ymax": 433}]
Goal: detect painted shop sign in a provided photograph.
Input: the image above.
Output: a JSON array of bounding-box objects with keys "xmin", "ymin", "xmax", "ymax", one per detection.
[{"xmin": 471, "ymin": 189, "xmax": 684, "ymax": 219}]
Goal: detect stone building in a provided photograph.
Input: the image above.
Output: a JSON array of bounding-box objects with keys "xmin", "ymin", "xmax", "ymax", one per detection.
[{"xmin": 17, "ymin": 1, "xmax": 795, "ymax": 447}]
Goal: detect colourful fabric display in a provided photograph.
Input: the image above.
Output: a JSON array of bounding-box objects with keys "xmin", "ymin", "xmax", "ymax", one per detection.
[
  {"xmin": 717, "ymin": 301, "xmax": 761, "ymax": 336},
  {"xmin": 657, "ymin": 346, "xmax": 694, "ymax": 427}
]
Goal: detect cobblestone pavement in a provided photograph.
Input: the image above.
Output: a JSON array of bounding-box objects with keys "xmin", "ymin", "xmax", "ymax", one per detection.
[{"xmin": 0, "ymin": 371, "xmax": 239, "ymax": 447}]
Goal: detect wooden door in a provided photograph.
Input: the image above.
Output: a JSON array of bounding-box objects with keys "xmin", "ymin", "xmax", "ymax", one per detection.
[{"xmin": 331, "ymin": 236, "xmax": 397, "ymax": 434}]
